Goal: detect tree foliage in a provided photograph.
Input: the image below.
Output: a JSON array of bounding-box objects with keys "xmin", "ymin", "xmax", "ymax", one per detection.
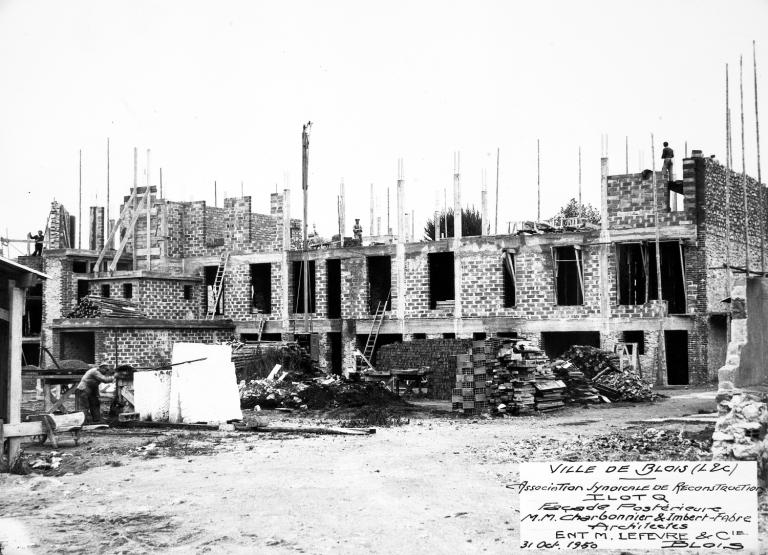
[
  {"xmin": 550, "ymin": 198, "xmax": 601, "ymax": 225},
  {"xmin": 423, "ymin": 207, "xmax": 483, "ymax": 240}
]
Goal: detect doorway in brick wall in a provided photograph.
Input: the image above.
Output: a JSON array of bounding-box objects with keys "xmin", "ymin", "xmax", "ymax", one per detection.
[
  {"xmin": 665, "ymin": 330, "xmax": 689, "ymax": 385},
  {"xmin": 328, "ymin": 332, "xmax": 342, "ymax": 374},
  {"xmin": 541, "ymin": 331, "xmax": 600, "ymax": 358}
]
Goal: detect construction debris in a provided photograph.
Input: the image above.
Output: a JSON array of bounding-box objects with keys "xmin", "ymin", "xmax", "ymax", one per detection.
[
  {"xmin": 66, "ymin": 295, "xmax": 146, "ymax": 319},
  {"xmin": 235, "ymin": 423, "xmax": 375, "ymax": 436},
  {"xmin": 550, "ymin": 360, "xmax": 600, "ymax": 404},
  {"xmin": 230, "ymin": 341, "xmax": 314, "ymax": 381},
  {"xmin": 558, "ymin": 345, "xmax": 657, "ymax": 402},
  {"xmin": 486, "ymin": 339, "xmax": 540, "ymax": 415},
  {"xmin": 239, "ymin": 374, "xmax": 403, "ymax": 410}
]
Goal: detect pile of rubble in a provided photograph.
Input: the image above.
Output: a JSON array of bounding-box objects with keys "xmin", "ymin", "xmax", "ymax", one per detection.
[
  {"xmin": 712, "ymin": 393, "xmax": 768, "ymax": 481},
  {"xmin": 239, "ymin": 374, "xmax": 403, "ymax": 411},
  {"xmin": 557, "ymin": 345, "xmax": 657, "ymax": 402}
]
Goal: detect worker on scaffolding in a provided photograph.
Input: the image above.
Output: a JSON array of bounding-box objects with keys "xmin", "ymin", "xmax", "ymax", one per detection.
[
  {"xmin": 27, "ymin": 230, "xmax": 44, "ymax": 256},
  {"xmin": 661, "ymin": 142, "xmax": 674, "ymax": 182},
  {"xmin": 75, "ymin": 364, "xmax": 115, "ymax": 423}
]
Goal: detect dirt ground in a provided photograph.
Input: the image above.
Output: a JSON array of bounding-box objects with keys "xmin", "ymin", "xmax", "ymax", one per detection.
[{"xmin": 0, "ymin": 387, "xmax": 764, "ymax": 554}]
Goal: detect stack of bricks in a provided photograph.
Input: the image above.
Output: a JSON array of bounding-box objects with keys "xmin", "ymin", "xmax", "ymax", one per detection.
[
  {"xmin": 487, "ymin": 338, "xmax": 541, "ymax": 415},
  {"xmin": 451, "ymin": 342, "xmax": 488, "ymax": 416}
]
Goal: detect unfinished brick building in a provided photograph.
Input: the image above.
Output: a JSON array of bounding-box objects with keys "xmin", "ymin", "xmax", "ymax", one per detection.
[{"xmin": 17, "ymin": 151, "xmax": 766, "ymax": 392}]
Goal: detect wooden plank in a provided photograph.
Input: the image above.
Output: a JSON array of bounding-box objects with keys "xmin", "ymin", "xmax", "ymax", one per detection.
[
  {"xmin": 7, "ymin": 282, "xmax": 23, "ymax": 466},
  {"xmin": 237, "ymin": 424, "xmax": 375, "ymax": 436},
  {"xmin": 119, "ymin": 386, "xmax": 134, "ymax": 406},
  {"xmin": 48, "ymin": 385, "xmax": 78, "ymax": 414},
  {"xmin": 0, "ymin": 308, "xmax": 8, "ymax": 322},
  {"xmin": 94, "ymin": 187, "xmax": 138, "ymax": 270},
  {"xmin": 6, "ymin": 412, "xmax": 86, "ymax": 438},
  {"xmin": 3, "ymin": 420, "xmax": 44, "ymax": 438},
  {"xmin": 109, "ymin": 192, "xmax": 148, "ymax": 271}
]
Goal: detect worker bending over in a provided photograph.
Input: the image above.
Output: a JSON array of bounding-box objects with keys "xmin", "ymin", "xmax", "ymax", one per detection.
[{"xmin": 76, "ymin": 364, "xmax": 115, "ymax": 423}]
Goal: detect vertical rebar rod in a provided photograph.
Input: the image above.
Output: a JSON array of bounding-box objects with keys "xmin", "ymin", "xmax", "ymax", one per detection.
[
  {"xmin": 494, "ymin": 147, "xmax": 500, "ymax": 235},
  {"xmin": 132, "ymin": 147, "xmax": 137, "ymax": 270},
  {"xmin": 537, "ymin": 139, "xmax": 541, "ymax": 221},
  {"xmin": 741, "ymin": 56, "xmax": 750, "ymax": 276},
  {"xmin": 726, "ymin": 65, "xmax": 732, "ymax": 304},
  {"xmin": 78, "ymin": 149, "xmax": 82, "ymax": 249},
  {"xmin": 754, "ymin": 41, "xmax": 765, "ymax": 274},
  {"xmin": 106, "ymin": 138, "xmax": 110, "ymax": 248},
  {"xmin": 578, "ymin": 146, "xmax": 582, "ymax": 206}
]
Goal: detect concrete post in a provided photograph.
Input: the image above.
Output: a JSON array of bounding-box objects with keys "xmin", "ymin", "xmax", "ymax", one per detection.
[
  {"xmin": 599, "ymin": 157, "xmax": 612, "ymax": 348},
  {"xmin": 453, "ymin": 160, "xmax": 463, "ymax": 326},
  {"xmin": 6, "ymin": 281, "xmax": 23, "ymax": 467},
  {"xmin": 396, "ymin": 173, "xmax": 407, "ymax": 325},
  {"xmin": 281, "ymin": 189, "xmax": 291, "ymax": 336}
]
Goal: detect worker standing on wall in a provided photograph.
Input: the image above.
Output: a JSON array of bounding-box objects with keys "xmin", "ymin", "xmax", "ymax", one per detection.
[
  {"xmin": 353, "ymin": 219, "xmax": 363, "ymax": 240},
  {"xmin": 75, "ymin": 364, "xmax": 115, "ymax": 423},
  {"xmin": 27, "ymin": 230, "xmax": 44, "ymax": 256},
  {"xmin": 661, "ymin": 142, "xmax": 674, "ymax": 182}
]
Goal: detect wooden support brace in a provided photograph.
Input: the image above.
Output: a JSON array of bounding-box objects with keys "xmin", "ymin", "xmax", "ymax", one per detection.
[
  {"xmin": 94, "ymin": 187, "xmax": 138, "ymax": 270},
  {"xmin": 678, "ymin": 239, "xmax": 688, "ymax": 312},
  {"xmin": 550, "ymin": 246, "xmax": 558, "ymax": 304},
  {"xmin": 109, "ymin": 193, "xmax": 149, "ymax": 271},
  {"xmin": 574, "ymin": 245, "xmax": 585, "ymax": 302}
]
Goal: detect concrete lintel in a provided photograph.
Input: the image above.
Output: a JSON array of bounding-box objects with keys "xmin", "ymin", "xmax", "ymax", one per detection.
[
  {"xmin": 52, "ymin": 318, "xmax": 235, "ymax": 330},
  {"xmin": 608, "ymin": 226, "xmax": 697, "ymax": 241},
  {"xmin": 88, "ymin": 271, "xmax": 202, "ymax": 282},
  {"xmin": 345, "ymin": 315, "xmax": 696, "ymax": 336}
]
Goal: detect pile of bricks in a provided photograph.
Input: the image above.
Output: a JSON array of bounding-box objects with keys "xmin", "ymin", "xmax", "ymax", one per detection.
[
  {"xmin": 486, "ymin": 338, "xmax": 542, "ymax": 415},
  {"xmin": 451, "ymin": 341, "xmax": 489, "ymax": 416},
  {"xmin": 533, "ymin": 364, "xmax": 566, "ymax": 412}
]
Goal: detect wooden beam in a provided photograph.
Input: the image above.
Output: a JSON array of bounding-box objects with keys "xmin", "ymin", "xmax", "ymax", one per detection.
[
  {"xmin": 0, "ymin": 308, "xmax": 8, "ymax": 322},
  {"xmin": 6, "ymin": 281, "xmax": 23, "ymax": 466},
  {"xmin": 108, "ymin": 193, "xmax": 149, "ymax": 271},
  {"xmin": 94, "ymin": 186, "xmax": 138, "ymax": 271},
  {"xmin": 3, "ymin": 412, "xmax": 85, "ymax": 438}
]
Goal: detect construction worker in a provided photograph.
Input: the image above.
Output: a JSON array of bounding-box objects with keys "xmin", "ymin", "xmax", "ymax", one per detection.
[
  {"xmin": 662, "ymin": 142, "xmax": 674, "ymax": 182},
  {"xmin": 353, "ymin": 219, "xmax": 363, "ymax": 240},
  {"xmin": 75, "ymin": 364, "xmax": 115, "ymax": 423},
  {"xmin": 28, "ymin": 230, "xmax": 44, "ymax": 256}
]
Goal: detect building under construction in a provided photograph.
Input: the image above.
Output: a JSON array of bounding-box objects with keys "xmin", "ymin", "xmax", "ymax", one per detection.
[{"xmin": 13, "ymin": 150, "xmax": 768, "ymax": 394}]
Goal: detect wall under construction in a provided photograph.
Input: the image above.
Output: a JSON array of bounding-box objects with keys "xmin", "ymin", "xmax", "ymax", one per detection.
[{"xmin": 21, "ymin": 152, "xmax": 768, "ymax": 390}]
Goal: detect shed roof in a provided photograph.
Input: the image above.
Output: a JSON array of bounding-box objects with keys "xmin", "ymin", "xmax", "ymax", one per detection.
[{"xmin": 0, "ymin": 255, "xmax": 50, "ymax": 281}]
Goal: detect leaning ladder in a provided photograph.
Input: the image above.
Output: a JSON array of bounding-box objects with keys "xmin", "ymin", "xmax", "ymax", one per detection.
[
  {"xmin": 360, "ymin": 289, "xmax": 391, "ymax": 370},
  {"xmin": 206, "ymin": 251, "xmax": 230, "ymax": 319}
]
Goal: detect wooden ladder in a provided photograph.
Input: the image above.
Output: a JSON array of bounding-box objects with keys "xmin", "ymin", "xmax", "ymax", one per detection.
[
  {"xmin": 359, "ymin": 289, "xmax": 391, "ymax": 370},
  {"xmin": 206, "ymin": 251, "xmax": 230, "ymax": 319},
  {"xmin": 256, "ymin": 316, "xmax": 266, "ymax": 341}
]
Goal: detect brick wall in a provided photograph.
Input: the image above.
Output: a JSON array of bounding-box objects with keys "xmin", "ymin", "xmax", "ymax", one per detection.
[
  {"xmin": 376, "ymin": 338, "xmax": 473, "ymax": 399},
  {"xmin": 94, "ymin": 326, "xmax": 236, "ymax": 368},
  {"xmin": 88, "ymin": 276, "xmax": 202, "ymax": 319},
  {"xmin": 607, "ymin": 170, "xmax": 697, "ymax": 230},
  {"xmin": 88, "ymin": 206, "xmax": 105, "ymax": 251},
  {"xmin": 699, "ymin": 157, "xmax": 768, "ymax": 312},
  {"xmin": 45, "ymin": 202, "xmax": 74, "ymax": 249}
]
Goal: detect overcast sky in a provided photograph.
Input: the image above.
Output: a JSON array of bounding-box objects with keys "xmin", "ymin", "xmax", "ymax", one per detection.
[{"xmin": 0, "ymin": 0, "xmax": 766, "ymax": 252}]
